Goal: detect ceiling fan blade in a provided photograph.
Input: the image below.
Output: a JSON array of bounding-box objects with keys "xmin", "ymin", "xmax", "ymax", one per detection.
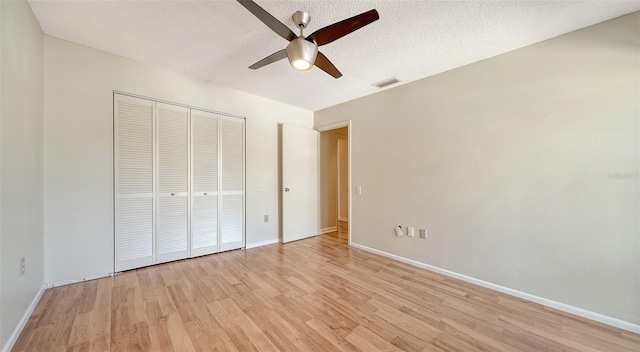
[
  {"xmin": 306, "ymin": 9, "xmax": 379, "ymax": 46},
  {"xmin": 249, "ymin": 49, "xmax": 288, "ymax": 69},
  {"xmin": 314, "ymin": 52, "xmax": 342, "ymax": 79},
  {"xmin": 237, "ymin": 0, "xmax": 297, "ymax": 42}
]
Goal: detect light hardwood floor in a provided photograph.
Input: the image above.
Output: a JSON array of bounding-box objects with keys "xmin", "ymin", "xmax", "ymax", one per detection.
[
  {"xmin": 14, "ymin": 231, "xmax": 639, "ymax": 351},
  {"xmin": 329, "ymin": 220, "xmax": 349, "ymax": 244}
]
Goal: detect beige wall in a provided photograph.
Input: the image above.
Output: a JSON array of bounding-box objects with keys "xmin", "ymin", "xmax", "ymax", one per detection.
[
  {"xmin": 1, "ymin": 1, "xmax": 3, "ymax": 343},
  {"xmin": 337, "ymin": 137, "xmax": 348, "ymax": 221},
  {"xmin": 315, "ymin": 13, "xmax": 639, "ymax": 325},
  {"xmin": 43, "ymin": 36, "xmax": 313, "ymax": 284},
  {"xmin": 0, "ymin": 1, "xmax": 45, "ymax": 349},
  {"xmin": 319, "ymin": 127, "xmax": 347, "ymax": 230}
]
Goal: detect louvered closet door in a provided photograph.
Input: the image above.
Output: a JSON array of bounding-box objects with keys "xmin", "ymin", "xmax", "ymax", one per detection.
[
  {"xmin": 156, "ymin": 103, "xmax": 190, "ymax": 263},
  {"xmin": 114, "ymin": 94, "xmax": 154, "ymax": 271},
  {"xmin": 190, "ymin": 109, "xmax": 218, "ymax": 257},
  {"xmin": 220, "ymin": 117, "xmax": 245, "ymax": 251}
]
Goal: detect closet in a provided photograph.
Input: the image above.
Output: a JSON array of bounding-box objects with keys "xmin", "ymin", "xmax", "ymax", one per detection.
[{"xmin": 114, "ymin": 93, "xmax": 245, "ymax": 272}]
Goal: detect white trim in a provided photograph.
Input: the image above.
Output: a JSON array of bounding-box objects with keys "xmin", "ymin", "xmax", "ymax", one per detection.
[
  {"xmin": 113, "ymin": 90, "xmax": 246, "ymax": 120},
  {"xmin": 47, "ymin": 273, "xmax": 114, "ymax": 288},
  {"xmin": 188, "ymin": 108, "xmax": 192, "ymax": 258},
  {"xmin": 338, "ymin": 217, "xmax": 349, "ymax": 222},
  {"xmin": 350, "ymin": 242, "xmax": 640, "ymax": 334},
  {"xmin": 2, "ymin": 283, "xmax": 46, "ymax": 352},
  {"xmin": 320, "ymin": 226, "xmax": 337, "ymax": 234},
  {"xmin": 347, "ymin": 122, "xmax": 352, "ymax": 246},
  {"xmin": 315, "ymin": 121, "xmax": 349, "ymax": 132},
  {"xmin": 245, "ymin": 239, "xmax": 280, "ymax": 249}
]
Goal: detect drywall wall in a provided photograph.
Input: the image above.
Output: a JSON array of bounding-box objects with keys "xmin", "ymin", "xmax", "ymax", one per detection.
[
  {"xmin": 315, "ymin": 12, "xmax": 640, "ymax": 325},
  {"xmin": 319, "ymin": 127, "xmax": 347, "ymax": 230},
  {"xmin": 0, "ymin": 1, "xmax": 3, "ymax": 344},
  {"xmin": 0, "ymin": 0, "xmax": 45, "ymax": 348},
  {"xmin": 0, "ymin": 0, "xmax": 3, "ymax": 345},
  {"xmin": 337, "ymin": 137, "xmax": 348, "ymax": 221},
  {"xmin": 44, "ymin": 36, "xmax": 313, "ymax": 284}
]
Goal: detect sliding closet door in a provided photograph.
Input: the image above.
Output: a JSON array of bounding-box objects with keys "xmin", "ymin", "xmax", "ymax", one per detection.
[
  {"xmin": 156, "ymin": 103, "xmax": 190, "ymax": 263},
  {"xmin": 190, "ymin": 110, "xmax": 219, "ymax": 257},
  {"xmin": 114, "ymin": 94, "xmax": 154, "ymax": 272},
  {"xmin": 220, "ymin": 117, "xmax": 245, "ymax": 251}
]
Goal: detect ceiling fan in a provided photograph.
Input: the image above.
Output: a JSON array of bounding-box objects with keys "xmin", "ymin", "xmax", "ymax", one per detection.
[{"xmin": 237, "ymin": 0, "xmax": 379, "ymax": 78}]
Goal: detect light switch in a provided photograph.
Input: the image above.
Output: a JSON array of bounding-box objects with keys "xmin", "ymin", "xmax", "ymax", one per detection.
[{"xmin": 356, "ymin": 186, "xmax": 362, "ymax": 194}]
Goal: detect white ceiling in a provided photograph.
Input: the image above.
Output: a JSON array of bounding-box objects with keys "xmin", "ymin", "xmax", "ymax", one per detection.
[{"xmin": 28, "ymin": 0, "xmax": 639, "ymax": 111}]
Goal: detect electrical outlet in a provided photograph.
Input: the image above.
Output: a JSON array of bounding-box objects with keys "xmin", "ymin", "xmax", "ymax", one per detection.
[
  {"xmin": 264, "ymin": 214, "xmax": 269, "ymax": 222},
  {"xmin": 419, "ymin": 229, "xmax": 427, "ymax": 239},
  {"xmin": 407, "ymin": 227, "xmax": 415, "ymax": 237},
  {"xmin": 395, "ymin": 226, "xmax": 404, "ymax": 237},
  {"xmin": 20, "ymin": 257, "xmax": 25, "ymax": 275}
]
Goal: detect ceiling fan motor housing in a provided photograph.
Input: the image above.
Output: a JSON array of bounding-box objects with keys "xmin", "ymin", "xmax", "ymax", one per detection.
[{"xmin": 292, "ymin": 11, "xmax": 311, "ymax": 29}]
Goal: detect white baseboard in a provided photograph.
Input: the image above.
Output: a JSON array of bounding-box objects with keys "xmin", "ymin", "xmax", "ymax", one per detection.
[
  {"xmin": 47, "ymin": 273, "xmax": 114, "ymax": 288},
  {"xmin": 350, "ymin": 242, "xmax": 640, "ymax": 334},
  {"xmin": 2, "ymin": 283, "xmax": 47, "ymax": 352},
  {"xmin": 245, "ymin": 239, "xmax": 280, "ymax": 249},
  {"xmin": 320, "ymin": 226, "xmax": 337, "ymax": 234},
  {"xmin": 338, "ymin": 217, "xmax": 349, "ymax": 222}
]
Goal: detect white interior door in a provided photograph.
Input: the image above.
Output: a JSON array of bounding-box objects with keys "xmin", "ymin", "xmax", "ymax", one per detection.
[
  {"xmin": 282, "ymin": 124, "xmax": 318, "ymax": 243},
  {"xmin": 114, "ymin": 94, "xmax": 154, "ymax": 272},
  {"xmin": 191, "ymin": 109, "xmax": 219, "ymax": 257},
  {"xmin": 220, "ymin": 117, "xmax": 245, "ymax": 251},
  {"xmin": 156, "ymin": 102, "xmax": 189, "ymax": 263}
]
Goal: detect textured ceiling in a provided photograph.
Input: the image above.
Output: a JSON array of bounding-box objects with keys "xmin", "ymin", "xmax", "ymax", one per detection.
[{"xmin": 28, "ymin": 1, "xmax": 640, "ymax": 111}]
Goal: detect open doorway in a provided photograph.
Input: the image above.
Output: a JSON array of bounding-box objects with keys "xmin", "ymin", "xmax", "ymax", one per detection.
[{"xmin": 318, "ymin": 125, "xmax": 349, "ymax": 244}]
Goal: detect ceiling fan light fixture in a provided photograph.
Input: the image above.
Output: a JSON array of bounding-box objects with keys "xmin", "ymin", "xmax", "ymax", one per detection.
[
  {"xmin": 292, "ymin": 59, "xmax": 312, "ymax": 70},
  {"xmin": 286, "ymin": 38, "xmax": 318, "ymax": 72}
]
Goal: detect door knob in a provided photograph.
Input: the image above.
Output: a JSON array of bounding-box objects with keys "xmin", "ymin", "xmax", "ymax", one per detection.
[
  {"xmin": 171, "ymin": 193, "xmax": 175, "ymax": 196},
  {"xmin": 284, "ymin": 188, "xmax": 290, "ymax": 192}
]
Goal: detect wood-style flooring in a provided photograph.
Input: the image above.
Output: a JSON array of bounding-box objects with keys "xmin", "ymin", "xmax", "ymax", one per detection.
[
  {"xmin": 332, "ymin": 220, "xmax": 349, "ymax": 243},
  {"xmin": 14, "ymin": 225, "xmax": 639, "ymax": 351}
]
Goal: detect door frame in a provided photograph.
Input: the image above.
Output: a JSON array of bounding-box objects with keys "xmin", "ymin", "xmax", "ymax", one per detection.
[{"xmin": 315, "ymin": 120, "xmax": 352, "ymax": 246}]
